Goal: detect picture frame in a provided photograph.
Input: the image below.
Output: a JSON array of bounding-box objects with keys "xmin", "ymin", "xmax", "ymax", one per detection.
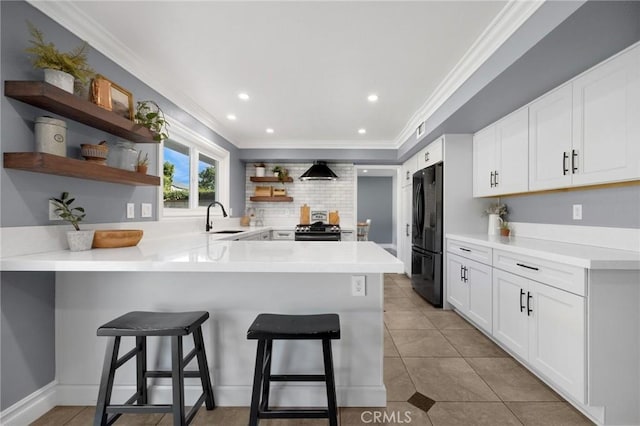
[{"xmin": 90, "ymin": 75, "xmax": 134, "ymax": 120}]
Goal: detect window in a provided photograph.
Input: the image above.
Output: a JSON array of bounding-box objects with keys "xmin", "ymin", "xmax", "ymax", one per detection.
[{"xmin": 160, "ymin": 117, "xmax": 229, "ymax": 217}]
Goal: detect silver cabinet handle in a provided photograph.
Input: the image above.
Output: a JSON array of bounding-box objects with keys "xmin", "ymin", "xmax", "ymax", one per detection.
[
  {"xmin": 405, "ymin": 224, "xmax": 410, "ymax": 237},
  {"xmin": 425, "ymin": 152, "xmax": 429, "ymax": 162}
]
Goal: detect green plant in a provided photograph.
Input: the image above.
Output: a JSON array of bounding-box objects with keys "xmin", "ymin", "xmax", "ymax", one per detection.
[
  {"xmin": 135, "ymin": 100, "xmax": 169, "ymax": 141},
  {"xmin": 483, "ymin": 203, "xmax": 508, "ymax": 217},
  {"xmin": 50, "ymin": 192, "xmax": 85, "ymax": 231},
  {"xmin": 500, "ymin": 221, "xmax": 510, "ymax": 230},
  {"xmin": 137, "ymin": 151, "xmax": 149, "ymax": 167},
  {"xmin": 254, "ymin": 162, "xmax": 266, "ymax": 168},
  {"xmin": 272, "ymin": 165, "xmax": 289, "ymax": 182},
  {"xmin": 25, "ymin": 21, "xmax": 95, "ymax": 84}
]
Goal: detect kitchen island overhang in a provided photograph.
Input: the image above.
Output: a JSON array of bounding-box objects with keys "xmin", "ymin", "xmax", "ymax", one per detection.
[{"xmin": 3, "ymin": 238, "xmax": 403, "ymax": 409}]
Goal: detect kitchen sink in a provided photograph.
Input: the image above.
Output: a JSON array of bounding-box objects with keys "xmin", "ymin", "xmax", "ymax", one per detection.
[{"xmin": 212, "ymin": 230, "xmax": 243, "ymax": 234}]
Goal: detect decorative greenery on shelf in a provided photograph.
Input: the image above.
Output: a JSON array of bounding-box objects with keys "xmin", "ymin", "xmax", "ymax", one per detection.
[
  {"xmin": 272, "ymin": 165, "xmax": 289, "ymax": 182},
  {"xmin": 135, "ymin": 100, "xmax": 169, "ymax": 141},
  {"xmin": 483, "ymin": 203, "xmax": 508, "ymax": 217},
  {"xmin": 25, "ymin": 21, "xmax": 95, "ymax": 84},
  {"xmin": 137, "ymin": 151, "xmax": 149, "ymax": 167},
  {"xmin": 50, "ymin": 192, "xmax": 85, "ymax": 231},
  {"xmin": 500, "ymin": 220, "xmax": 510, "ymax": 230}
]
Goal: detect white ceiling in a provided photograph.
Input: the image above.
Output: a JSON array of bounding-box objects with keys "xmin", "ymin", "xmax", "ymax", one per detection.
[{"xmin": 36, "ymin": 1, "xmax": 520, "ymax": 150}]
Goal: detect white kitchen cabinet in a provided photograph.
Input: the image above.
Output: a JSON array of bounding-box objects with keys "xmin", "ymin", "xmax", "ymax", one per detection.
[
  {"xmin": 571, "ymin": 43, "xmax": 640, "ymax": 186},
  {"xmin": 473, "ymin": 107, "xmax": 529, "ymax": 197},
  {"xmin": 341, "ymin": 230, "xmax": 355, "ymax": 241},
  {"xmin": 447, "ymin": 252, "xmax": 493, "ymax": 333},
  {"xmin": 271, "ymin": 229, "xmax": 294, "ymax": 240},
  {"xmin": 528, "ymin": 83, "xmax": 573, "ymax": 191},
  {"xmin": 417, "ymin": 137, "xmax": 443, "ymax": 170},
  {"xmin": 401, "ymin": 153, "xmax": 418, "ymax": 187},
  {"xmin": 493, "ymin": 268, "xmax": 585, "ymax": 403},
  {"xmin": 399, "ymin": 184, "xmax": 412, "ymax": 275}
]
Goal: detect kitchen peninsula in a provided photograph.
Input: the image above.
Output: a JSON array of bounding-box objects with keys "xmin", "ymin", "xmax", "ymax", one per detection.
[{"xmin": 1, "ymin": 230, "xmax": 403, "ymax": 411}]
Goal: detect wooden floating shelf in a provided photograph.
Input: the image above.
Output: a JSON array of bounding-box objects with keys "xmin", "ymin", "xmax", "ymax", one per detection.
[
  {"xmin": 249, "ymin": 196, "xmax": 294, "ymax": 202},
  {"xmin": 4, "ymin": 81, "xmax": 158, "ymax": 144},
  {"xmin": 250, "ymin": 176, "xmax": 294, "ymax": 183},
  {"xmin": 3, "ymin": 152, "xmax": 160, "ymax": 186}
]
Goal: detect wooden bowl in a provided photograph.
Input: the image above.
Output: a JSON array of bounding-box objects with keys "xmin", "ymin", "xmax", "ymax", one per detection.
[{"xmin": 92, "ymin": 229, "xmax": 143, "ymax": 248}]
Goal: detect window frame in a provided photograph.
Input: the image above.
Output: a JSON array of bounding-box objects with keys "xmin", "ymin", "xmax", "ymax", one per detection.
[{"xmin": 159, "ymin": 116, "xmax": 230, "ymax": 218}]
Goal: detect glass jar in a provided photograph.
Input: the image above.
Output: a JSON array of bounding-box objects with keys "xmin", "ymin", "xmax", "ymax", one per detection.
[{"xmin": 107, "ymin": 140, "xmax": 137, "ymax": 171}]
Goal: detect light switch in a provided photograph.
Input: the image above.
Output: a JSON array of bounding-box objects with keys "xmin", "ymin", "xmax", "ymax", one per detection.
[
  {"xmin": 126, "ymin": 203, "xmax": 135, "ymax": 219},
  {"xmin": 572, "ymin": 204, "xmax": 582, "ymax": 220},
  {"xmin": 351, "ymin": 276, "xmax": 366, "ymax": 296},
  {"xmin": 141, "ymin": 203, "xmax": 152, "ymax": 218}
]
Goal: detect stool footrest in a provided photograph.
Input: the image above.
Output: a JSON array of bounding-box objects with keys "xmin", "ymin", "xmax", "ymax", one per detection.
[
  {"xmin": 106, "ymin": 404, "xmax": 173, "ymax": 414},
  {"xmin": 183, "ymin": 347, "xmax": 197, "ymax": 366},
  {"xmin": 145, "ymin": 370, "xmax": 203, "ymax": 378},
  {"xmin": 269, "ymin": 374, "xmax": 326, "ymax": 382},
  {"xmin": 115, "ymin": 346, "xmax": 139, "ymax": 369},
  {"xmin": 260, "ymin": 409, "xmax": 329, "ymax": 419},
  {"xmin": 186, "ymin": 392, "xmax": 207, "ymax": 423}
]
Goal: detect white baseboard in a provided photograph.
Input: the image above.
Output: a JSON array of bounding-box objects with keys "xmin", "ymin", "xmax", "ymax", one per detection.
[
  {"xmin": 0, "ymin": 380, "xmax": 57, "ymax": 426},
  {"xmin": 510, "ymin": 222, "xmax": 640, "ymax": 252}
]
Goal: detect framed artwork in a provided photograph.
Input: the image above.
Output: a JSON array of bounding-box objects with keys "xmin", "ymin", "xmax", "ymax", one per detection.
[{"xmin": 90, "ymin": 75, "xmax": 134, "ymax": 120}]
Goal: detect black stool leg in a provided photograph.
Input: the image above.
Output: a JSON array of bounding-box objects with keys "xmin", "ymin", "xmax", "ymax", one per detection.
[
  {"xmin": 136, "ymin": 336, "xmax": 148, "ymax": 404},
  {"xmin": 259, "ymin": 339, "xmax": 273, "ymax": 412},
  {"xmin": 322, "ymin": 339, "xmax": 338, "ymax": 426},
  {"xmin": 193, "ymin": 326, "xmax": 216, "ymax": 410},
  {"xmin": 94, "ymin": 336, "xmax": 121, "ymax": 426},
  {"xmin": 249, "ymin": 339, "xmax": 266, "ymax": 426},
  {"xmin": 171, "ymin": 336, "xmax": 186, "ymax": 426}
]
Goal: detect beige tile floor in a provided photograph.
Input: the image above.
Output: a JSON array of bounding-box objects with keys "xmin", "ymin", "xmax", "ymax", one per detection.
[{"xmin": 32, "ymin": 274, "xmax": 593, "ymax": 425}]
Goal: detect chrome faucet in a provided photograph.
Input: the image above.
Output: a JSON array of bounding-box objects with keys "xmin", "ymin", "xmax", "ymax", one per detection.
[{"xmin": 206, "ymin": 201, "xmax": 228, "ymax": 232}]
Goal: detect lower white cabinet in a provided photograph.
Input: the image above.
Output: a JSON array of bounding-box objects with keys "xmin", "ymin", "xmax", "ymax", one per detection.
[
  {"xmin": 447, "ymin": 253, "xmax": 492, "ymax": 333},
  {"xmin": 271, "ymin": 229, "xmax": 294, "ymax": 240},
  {"xmin": 341, "ymin": 230, "xmax": 355, "ymax": 241},
  {"xmin": 493, "ymin": 269, "xmax": 585, "ymax": 403}
]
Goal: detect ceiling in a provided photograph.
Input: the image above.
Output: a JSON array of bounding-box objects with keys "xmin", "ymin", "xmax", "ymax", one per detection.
[{"xmin": 35, "ymin": 1, "xmax": 523, "ymax": 150}]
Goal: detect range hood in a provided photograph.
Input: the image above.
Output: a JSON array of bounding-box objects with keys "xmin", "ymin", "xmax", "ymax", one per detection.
[{"xmin": 299, "ymin": 161, "xmax": 338, "ymax": 181}]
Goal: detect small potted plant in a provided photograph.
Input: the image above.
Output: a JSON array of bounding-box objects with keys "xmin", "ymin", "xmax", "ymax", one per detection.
[
  {"xmin": 254, "ymin": 162, "xmax": 266, "ymax": 177},
  {"xmin": 483, "ymin": 203, "xmax": 508, "ymax": 236},
  {"xmin": 500, "ymin": 221, "xmax": 511, "ymax": 237},
  {"xmin": 50, "ymin": 192, "xmax": 94, "ymax": 251},
  {"xmin": 25, "ymin": 21, "xmax": 95, "ymax": 93},
  {"xmin": 134, "ymin": 100, "xmax": 169, "ymax": 141},
  {"xmin": 272, "ymin": 165, "xmax": 289, "ymax": 181},
  {"xmin": 136, "ymin": 151, "xmax": 149, "ymax": 174}
]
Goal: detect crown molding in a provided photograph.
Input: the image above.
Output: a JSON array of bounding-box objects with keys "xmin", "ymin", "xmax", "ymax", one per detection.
[
  {"xmin": 238, "ymin": 139, "xmax": 395, "ymax": 150},
  {"xmin": 27, "ymin": 0, "xmax": 239, "ymax": 147},
  {"xmin": 392, "ymin": 0, "xmax": 545, "ymax": 149}
]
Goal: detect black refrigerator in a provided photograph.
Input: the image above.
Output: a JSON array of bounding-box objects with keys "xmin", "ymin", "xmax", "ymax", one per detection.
[{"xmin": 411, "ymin": 162, "xmax": 443, "ymax": 307}]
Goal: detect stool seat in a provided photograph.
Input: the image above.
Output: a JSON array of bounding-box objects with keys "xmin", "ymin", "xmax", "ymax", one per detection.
[
  {"xmin": 97, "ymin": 311, "xmax": 209, "ymax": 336},
  {"xmin": 247, "ymin": 313, "xmax": 340, "ymax": 340}
]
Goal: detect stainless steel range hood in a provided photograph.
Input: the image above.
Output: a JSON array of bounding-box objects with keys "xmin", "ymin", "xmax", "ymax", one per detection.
[{"xmin": 299, "ymin": 161, "xmax": 338, "ymax": 181}]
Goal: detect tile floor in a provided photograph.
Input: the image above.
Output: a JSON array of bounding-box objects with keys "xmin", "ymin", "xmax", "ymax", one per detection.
[{"xmin": 32, "ymin": 274, "xmax": 594, "ymax": 425}]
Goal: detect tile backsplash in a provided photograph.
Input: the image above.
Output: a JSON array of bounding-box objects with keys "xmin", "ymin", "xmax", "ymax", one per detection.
[{"xmin": 245, "ymin": 163, "xmax": 355, "ymax": 226}]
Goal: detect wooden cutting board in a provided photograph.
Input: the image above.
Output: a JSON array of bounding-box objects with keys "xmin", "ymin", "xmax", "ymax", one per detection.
[{"xmin": 92, "ymin": 229, "xmax": 143, "ymax": 248}]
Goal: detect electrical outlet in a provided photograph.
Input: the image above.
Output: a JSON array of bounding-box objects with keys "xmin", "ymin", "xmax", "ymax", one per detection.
[
  {"xmin": 49, "ymin": 200, "xmax": 62, "ymax": 221},
  {"xmin": 141, "ymin": 203, "xmax": 152, "ymax": 218},
  {"xmin": 572, "ymin": 204, "xmax": 582, "ymax": 220},
  {"xmin": 351, "ymin": 275, "xmax": 366, "ymax": 296},
  {"xmin": 126, "ymin": 203, "xmax": 135, "ymax": 219}
]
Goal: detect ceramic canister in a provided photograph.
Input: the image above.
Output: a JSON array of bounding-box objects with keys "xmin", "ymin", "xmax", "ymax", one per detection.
[{"xmin": 34, "ymin": 116, "xmax": 67, "ymax": 156}]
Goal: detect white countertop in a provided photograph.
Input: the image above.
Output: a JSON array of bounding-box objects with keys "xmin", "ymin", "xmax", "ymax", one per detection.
[
  {"xmin": 446, "ymin": 233, "xmax": 640, "ymax": 270},
  {"xmin": 0, "ymin": 230, "xmax": 403, "ymax": 273}
]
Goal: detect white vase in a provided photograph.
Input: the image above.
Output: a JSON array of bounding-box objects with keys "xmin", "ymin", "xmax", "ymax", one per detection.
[
  {"xmin": 487, "ymin": 214, "xmax": 503, "ymax": 236},
  {"xmin": 66, "ymin": 230, "xmax": 95, "ymax": 252},
  {"xmin": 44, "ymin": 69, "xmax": 74, "ymax": 93},
  {"xmin": 255, "ymin": 167, "xmax": 265, "ymax": 177}
]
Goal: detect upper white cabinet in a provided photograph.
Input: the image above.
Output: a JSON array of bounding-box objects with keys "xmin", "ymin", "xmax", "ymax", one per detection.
[
  {"xmin": 528, "ymin": 43, "xmax": 640, "ymax": 192},
  {"xmin": 571, "ymin": 44, "xmax": 640, "ymax": 186},
  {"xmin": 473, "ymin": 107, "xmax": 529, "ymax": 197},
  {"xmin": 417, "ymin": 137, "xmax": 443, "ymax": 170},
  {"xmin": 401, "ymin": 153, "xmax": 418, "ymax": 187}
]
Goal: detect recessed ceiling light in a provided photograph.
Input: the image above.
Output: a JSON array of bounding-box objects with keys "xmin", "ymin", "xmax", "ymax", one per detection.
[
  {"xmin": 358, "ymin": 128, "xmax": 366, "ymax": 134},
  {"xmin": 266, "ymin": 128, "xmax": 274, "ymax": 134},
  {"xmin": 367, "ymin": 94, "xmax": 378, "ymax": 102},
  {"xmin": 226, "ymin": 114, "xmax": 237, "ymax": 121},
  {"xmin": 238, "ymin": 93, "xmax": 250, "ymax": 101},
  {"xmin": 363, "ymin": 169, "xmax": 368, "ymax": 173}
]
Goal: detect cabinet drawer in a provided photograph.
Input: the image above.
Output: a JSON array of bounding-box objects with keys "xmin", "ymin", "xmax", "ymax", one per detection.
[
  {"xmin": 493, "ymin": 249, "xmax": 585, "ymax": 296},
  {"xmin": 271, "ymin": 230, "xmax": 294, "ymax": 240},
  {"xmin": 447, "ymin": 239, "xmax": 492, "ymax": 265}
]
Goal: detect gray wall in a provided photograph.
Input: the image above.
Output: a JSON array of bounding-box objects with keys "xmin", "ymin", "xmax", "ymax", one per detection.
[
  {"xmin": 1, "ymin": 272, "xmax": 55, "ymax": 409},
  {"xmin": 357, "ymin": 176, "xmax": 393, "ymax": 244},
  {"xmin": 1, "ymin": 1, "xmax": 245, "ymax": 228}
]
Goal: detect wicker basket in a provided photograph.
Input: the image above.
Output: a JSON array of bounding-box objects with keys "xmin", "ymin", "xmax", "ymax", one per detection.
[
  {"xmin": 273, "ymin": 188, "xmax": 287, "ymax": 196},
  {"xmin": 254, "ymin": 186, "xmax": 272, "ymax": 196},
  {"xmin": 81, "ymin": 143, "xmax": 109, "ymax": 163}
]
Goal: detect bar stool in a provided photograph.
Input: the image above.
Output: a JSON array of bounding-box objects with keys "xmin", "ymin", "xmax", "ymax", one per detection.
[
  {"xmin": 94, "ymin": 311, "xmax": 215, "ymax": 426},
  {"xmin": 247, "ymin": 313, "xmax": 340, "ymax": 426}
]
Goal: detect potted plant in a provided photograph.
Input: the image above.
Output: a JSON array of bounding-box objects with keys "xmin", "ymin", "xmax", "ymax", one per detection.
[
  {"xmin": 272, "ymin": 165, "xmax": 289, "ymax": 181},
  {"xmin": 254, "ymin": 162, "xmax": 266, "ymax": 177},
  {"xmin": 25, "ymin": 21, "xmax": 95, "ymax": 94},
  {"xmin": 483, "ymin": 203, "xmax": 508, "ymax": 236},
  {"xmin": 136, "ymin": 151, "xmax": 149, "ymax": 174},
  {"xmin": 500, "ymin": 221, "xmax": 511, "ymax": 237},
  {"xmin": 50, "ymin": 192, "xmax": 94, "ymax": 251},
  {"xmin": 134, "ymin": 100, "xmax": 169, "ymax": 141}
]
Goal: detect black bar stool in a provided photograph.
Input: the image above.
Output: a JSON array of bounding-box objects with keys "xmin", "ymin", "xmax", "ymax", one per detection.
[
  {"xmin": 94, "ymin": 311, "xmax": 215, "ymax": 426},
  {"xmin": 247, "ymin": 313, "xmax": 340, "ymax": 426}
]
